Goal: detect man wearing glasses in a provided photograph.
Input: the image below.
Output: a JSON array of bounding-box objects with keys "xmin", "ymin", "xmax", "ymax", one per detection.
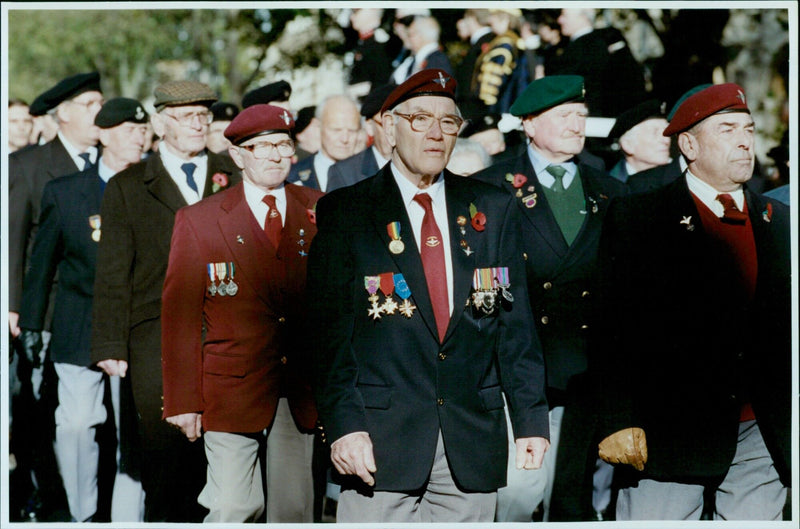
[
  {"xmin": 91, "ymin": 80, "xmax": 240, "ymax": 522},
  {"xmin": 308, "ymin": 69, "xmax": 549, "ymax": 522},
  {"xmin": 161, "ymin": 104, "xmax": 323, "ymax": 522}
]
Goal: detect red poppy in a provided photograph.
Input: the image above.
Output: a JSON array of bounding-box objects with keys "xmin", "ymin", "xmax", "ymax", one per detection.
[
  {"xmin": 307, "ymin": 208, "xmax": 317, "ymax": 225},
  {"xmin": 471, "ymin": 211, "xmax": 487, "ymax": 232},
  {"xmin": 212, "ymin": 172, "xmax": 229, "ymax": 187}
]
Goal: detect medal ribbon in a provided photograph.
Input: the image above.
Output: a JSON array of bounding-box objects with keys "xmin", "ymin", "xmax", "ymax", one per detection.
[
  {"xmin": 379, "ymin": 272, "xmax": 394, "ymax": 297},
  {"xmin": 216, "ymin": 262, "xmax": 227, "ymax": 282},
  {"xmin": 387, "ymin": 221, "xmax": 401, "ymax": 241},
  {"xmin": 227, "ymin": 262, "xmax": 235, "ymax": 280},
  {"xmin": 364, "ymin": 275, "xmax": 380, "ymax": 296},
  {"xmin": 207, "ymin": 263, "xmax": 217, "ymax": 284},
  {"xmin": 393, "ymin": 273, "xmax": 411, "ymax": 300},
  {"xmin": 495, "ymin": 267, "xmax": 509, "ymax": 288}
]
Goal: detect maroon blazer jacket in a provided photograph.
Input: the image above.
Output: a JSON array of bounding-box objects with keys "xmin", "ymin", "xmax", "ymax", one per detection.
[{"xmin": 161, "ymin": 182, "xmax": 323, "ymax": 433}]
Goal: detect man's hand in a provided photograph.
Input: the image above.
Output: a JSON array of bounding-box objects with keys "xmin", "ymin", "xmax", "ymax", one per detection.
[
  {"xmin": 330, "ymin": 431, "xmax": 377, "ymax": 486},
  {"xmin": 19, "ymin": 329, "xmax": 43, "ymax": 368},
  {"xmin": 515, "ymin": 436, "xmax": 550, "ymax": 470},
  {"xmin": 96, "ymin": 359, "xmax": 128, "ymax": 377},
  {"xmin": 166, "ymin": 412, "xmax": 203, "ymax": 442},
  {"xmin": 598, "ymin": 427, "xmax": 648, "ymax": 471},
  {"xmin": 9, "ymin": 311, "xmax": 21, "ymax": 338}
]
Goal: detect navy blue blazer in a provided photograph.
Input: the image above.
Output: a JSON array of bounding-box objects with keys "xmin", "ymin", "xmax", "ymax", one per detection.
[
  {"xmin": 308, "ymin": 166, "xmax": 549, "ymax": 492},
  {"xmin": 19, "ymin": 167, "xmax": 104, "ymax": 365},
  {"xmin": 287, "ymin": 155, "xmax": 320, "ymax": 190},
  {"xmin": 326, "ymin": 147, "xmax": 383, "ymax": 192}
]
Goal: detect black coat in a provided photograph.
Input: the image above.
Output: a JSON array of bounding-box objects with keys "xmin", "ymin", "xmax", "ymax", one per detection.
[
  {"xmin": 287, "ymin": 155, "xmax": 320, "ymax": 190},
  {"xmin": 326, "ymin": 147, "xmax": 383, "ymax": 192}
]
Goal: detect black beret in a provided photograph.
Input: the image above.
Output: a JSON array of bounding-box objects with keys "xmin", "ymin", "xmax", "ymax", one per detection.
[
  {"xmin": 153, "ymin": 80, "xmax": 217, "ymax": 110},
  {"xmin": 210, "ymin": 101, "xmax": 240, "ymax": 122},
  {"xmin": 224, "ymin": 104, "xmax": 295, "ymax": 146},
  {"xmin": 29, "ymin": 71, "xmax": 102, "ymax": 116},
  {"xmin": 361, "ymin": 83, "xmax": 397, "ymax": 119},
  {"xmin": 242, "ymin": 80, "xmax": 292, "ymax": 109},
  {"xmin": 294, "ymin": 106, "xmax": 316, "ymax": 134},
  {"xmin": 94, "ymin": 98, "xmax": 149, "ymax": 128},
  {"xmin": 509, "ymin": 75, "xmax": 585, "ymax": 117},
  {"xmin": 381, "ymin": 69, "xmax": 457, "ymax": 114},
  {"xmin": 608, "ymin": 99, "xmax": 667, "ymax": 140}
]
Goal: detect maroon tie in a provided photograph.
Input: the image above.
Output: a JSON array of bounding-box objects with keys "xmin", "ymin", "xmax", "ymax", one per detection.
[
  {"xmin": 262, "ymin": 194, "xmax": 282, "ymax": 248},
  {"xmin": 413, "ymin": 193, "xmax": 449, "ymax": 342},
  {"xmin": 716, "ymin": 193, "xmax": 748, "ymax": 225}
]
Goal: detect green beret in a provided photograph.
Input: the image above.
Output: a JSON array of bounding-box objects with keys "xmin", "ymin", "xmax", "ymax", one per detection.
[
  {"xmin": 153, "ymin": 80, "xmax": 217, "ymax": 111},
  {"xmin": 509, "ymin": 75, "xmax": 585, "ymax": 117},
  {"xmin": 29, "ymin": 71, "xmax": 102, "ymax": 116},
  {"xmin": 94, "ymin": 97, "xmax": 149, "ymax": 128}
]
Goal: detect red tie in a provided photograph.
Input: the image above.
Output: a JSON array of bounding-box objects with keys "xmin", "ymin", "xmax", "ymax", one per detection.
[
  {"xmin": 262, "ymin": 194, "xmax": 282, "ymax": 248},
  {"xmin": 716, "ymin": 193, "xmax": 748, "ymax": 225},
  {"xmin": 413, "ymin": 193, "xmax": 449, "ymax": 342}
]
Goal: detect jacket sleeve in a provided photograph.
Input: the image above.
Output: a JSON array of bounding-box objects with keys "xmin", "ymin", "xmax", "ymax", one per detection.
[{"xmin": 8, "ymin": 155, "xmax": 35, "ymax": 313}]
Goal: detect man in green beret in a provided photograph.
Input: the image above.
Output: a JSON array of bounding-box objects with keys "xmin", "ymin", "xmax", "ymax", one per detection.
[
  {"xmin": 473, "ymin": 74, "xmax": 626, "ymax": 522},
  {"xmin": 18, "ymin": 98, "xmax": 150, "ymax": 522},
  {"xmin": 91, "ymin": 80, "xmax": 241, "ymax": 522}
]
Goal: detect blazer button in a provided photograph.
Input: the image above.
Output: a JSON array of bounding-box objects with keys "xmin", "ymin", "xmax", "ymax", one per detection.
[
  {"xmin": 437, "ymin": 398, "xmax": 444, "ymax": 406},
  {"xmin": 280, "ymin": 356, "xmax": 288, "ymax": 365},
  {"xmin": 582, "ymin": 291, "xmax": 590, "ymax": 298},
  {"xmin": 523, "ymin": 252, "xmax": 528, "ymax": 261},
  {"xmin": 541, "ymin": 316, "xmax": 549, "ymax": 325},
  {"xmin": 438, "ymin": 352, "xmax": 447, "ymax": 361},
  {"xmin": 543, "ymin": 282, "xmax": 552, "ymax": 290},
  {"xmin": 160, "ymin": 406, "xmax": 164, "ymax": 411},
  {"xmin": 581, "ymin": 324, "xmax": 589, "ymax": 330},
  {"xmin": 278, "ymin": 317, "xmax": 286, "ymax": 323}
]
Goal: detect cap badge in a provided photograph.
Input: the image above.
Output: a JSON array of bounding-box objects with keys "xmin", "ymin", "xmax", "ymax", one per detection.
[
  {"xmin": 135, "ymin": 106, "xmax": 145, "ymax": 120},
  {"xmin": 434, "ymin": 72, "xmax": 449, "ymax": 88},
  {"xmin": 281, "ymin": 110, "xmax": 291, "ymax": 125},
  {"xmin": 737, "ymin": 90, "xmax": 746, "ymax": 104}
]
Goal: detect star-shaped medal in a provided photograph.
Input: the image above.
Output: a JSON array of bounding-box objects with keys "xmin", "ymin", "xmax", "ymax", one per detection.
[
  {"xmin": 368, "ymin": 302, "xmax": 383, "ymax": 320},
  {"xmin": 381, "ymin": 296, "xmax": 398, "ymax": 315},
  {"xmin": 399, "ymin": 299, "xmax": 417, "ymax": 318}
]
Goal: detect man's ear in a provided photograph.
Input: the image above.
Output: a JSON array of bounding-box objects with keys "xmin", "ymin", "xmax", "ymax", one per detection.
[
  {"xmin": 228, "ymin": 144, "xmax": 245, "ymax": 170},
  {"xmin": 151, "ymin": 113, "xmax": 166, "ymax": 139},
  {"xmin": 382, "ymin": 112, "xmax": 397, "ymax": 148},
  {"xmin": 677, "ymin": 131, "xmax": 697, "ymax": 164}
]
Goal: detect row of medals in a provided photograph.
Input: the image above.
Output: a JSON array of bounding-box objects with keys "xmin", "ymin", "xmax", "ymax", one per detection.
[
  {"xmin": 368, "ymin": 292, "xmax": 415, "ymax": 320},
  {"xmin": 209, "ymin": 279, "xmax": 238, "ymax": 297},
  {"xmin": 208, "ymin": 263, "xmax": 238, "ymax": 297}
]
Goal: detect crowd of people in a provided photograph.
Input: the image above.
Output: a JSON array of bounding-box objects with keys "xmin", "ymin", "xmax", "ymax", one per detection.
[{"xmin": 5, "ymin": 7, "xmax": 792, "ymax": 525}]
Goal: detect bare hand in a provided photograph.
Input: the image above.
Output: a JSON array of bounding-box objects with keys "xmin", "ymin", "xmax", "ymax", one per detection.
[
  {"xmin": 166, "ymin": 412, "xmax": 203, "ymax": 442},
  {"xmin": 598, "ymin": 427, "xmax": 648, "ymax": 471},
  {"xmin": 96, "ymin": 359, "xmax": 128, "ymax": 377},
  {"xmin": 9, "ymin": 311, "xmax": 21, "ymax": 338},
  {"xmin": 330, "ymin": 431, "xmax": 377, "ymax": 486},
  {"xmin": 515, "ymin": 436, "xmax": 550, "ymax": 470}
]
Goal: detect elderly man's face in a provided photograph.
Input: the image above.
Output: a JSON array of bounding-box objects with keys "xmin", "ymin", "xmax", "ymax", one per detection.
[
  {"xmin": 59, "ymin": 90, "xmax": 104, "ymax": 146},
  {"xmin": 523, "ymin": 102, "xmax": 587, "ymax": 163},
  {"xmin": 207, "ymin": 120, "xmax": 233, "ymax": 154},
  {"xmin": 153, "ymin": 104, "xmax": 211, "ymax": 160},
  {"xmin": 320, "ymin": 100, "xmax": 361, "ymax": 161},
  {"xmin": 230, "ymin": 132, "xmax": 294, "ymax": 192},
  {"xmin": 680, "ymin": 112, "xmax": 755, "ymax": 192},
  {"xmin": 620, "ymin": 118, "xmax": 671, "ymax": 171},
  {"xmin": 384, "ymin": 96, "xmax": 459, "ymax": 185},
  {"xmin": 100, "ymin": 122, "xmax": 149, "ymax": 167}
]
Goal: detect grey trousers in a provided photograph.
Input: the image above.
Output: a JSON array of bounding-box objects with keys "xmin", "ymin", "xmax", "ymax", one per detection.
[
  {"xmin": 617, "ymin": 420, "xmax": 787, "ymax": 520},
  {"xmin": 337, "ymin": 430, "xmax": 496, "ymax": 523}
]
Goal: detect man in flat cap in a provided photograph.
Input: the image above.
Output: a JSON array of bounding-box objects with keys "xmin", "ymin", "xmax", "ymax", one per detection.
[
  {"xmin": 308, "ymin": 68, "xmax": 549, "ymax": 523},
  {"xmin": 472, "ymin": 74, "xmax": 625, "ymax": 522},
  {"xmin": 91, "ymin": 80, "xmax": 240, "ymax": 522},
  {"xmin": 594, "ymin": 83, "xmax": 790, "ymax": 520},
  {"xmin": 161, "ymin": 104, "xmax": 322, "ymax": 522},
  {"xmin": 327, "ymin": 83, "xmax": 396, "ymax": 192},
  {"xmin": 8, "ymin": 70, "xmax": 104, "ymax": 520},
  {"xmin": 288, "ymin": 94, "xmax": 362, "ymax": 192},
  {"xmin": 18, "ymin": 98, "xmax": 150, "ymax": 523},
  {"xmin": 608, "ymin": 99, "xmax": 671, "ymax": 185}
]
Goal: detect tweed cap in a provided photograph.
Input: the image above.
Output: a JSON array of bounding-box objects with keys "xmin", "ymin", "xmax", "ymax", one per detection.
[
  {"xmin": 667, "ymin": 84, "xmax": 712, "ymax": 121},
  {"xmin": 153, "ymin": 80, "xmax": 217, "ymax": 111},
  {"xmin": 509, "ymin": 75, "xmax": 585, "ymax": 117},
  {"xmin": 663, "ymin": 83, "xmax": 750, "ymax": 136},
  {"xmin": 94, "ymin": 98, "xmax": 149, "ymax": 128},
  {"xmin": 608, "ymin": 99, "xmax": 667, "ymax": 139},
  {"xmin": 242, "ymin": 80, "xmax": 292, "ymax": 109},
  {"xmin": 224, "ymin": 104, "xmax": 295, "ymax": 146},
  {"xmin": 380, "ymin": 69, "xmax": 457, "ymax": 115},
  {"xmin": 294, "ymin": 106, "xmax": 316, "ymax": 134},
  {"xmin": 361, "ymin": 83, "xmax": 397, "ymax": 118},
  {"xmin": 210, "ymin": 101, "xmax": 240, "ymax": 122},
  {"xmin": 29, "ymin": 71, "xmax": 102, "ymax": 116}
]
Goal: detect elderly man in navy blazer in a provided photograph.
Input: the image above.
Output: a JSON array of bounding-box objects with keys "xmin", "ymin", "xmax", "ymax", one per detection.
[{"xmin": 308, "ymin": 69, "xmax": 549, "ymax": 523}]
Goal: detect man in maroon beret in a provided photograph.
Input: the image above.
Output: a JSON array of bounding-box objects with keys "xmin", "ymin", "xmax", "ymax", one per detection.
[
  {"xmin": 308, "ymin": 68, "xmax": 549, "ymax": 522},
  {"xmin": 161, "ymin": 104, "xmax": 323, "ymax": 522},
  {"xmin": 594, "ymin": 83, "xmax": 790, "ymax": 520}
]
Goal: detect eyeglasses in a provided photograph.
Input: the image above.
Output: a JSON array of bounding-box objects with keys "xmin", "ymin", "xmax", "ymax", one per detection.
[
  {"xmin": 239, "ymin": 140, "xmax": 296, "ymax": 159},
  {"xmin": 163, "ymin": 110, "xmax": 213, "ymax": 127},
  {"xmin": 393, "ymin": 111, "xmax": 464, "ymax": 136}
]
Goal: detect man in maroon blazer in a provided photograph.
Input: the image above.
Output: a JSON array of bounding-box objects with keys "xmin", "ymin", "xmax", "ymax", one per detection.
[{"xmin": 161, "ymin": 104, "xmax": 323, "ymax": 523}]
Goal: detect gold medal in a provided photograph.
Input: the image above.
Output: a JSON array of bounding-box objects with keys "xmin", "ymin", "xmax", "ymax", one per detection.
[
  {"xmin": 387, "ymin": 222, "xmax": 404, "ymax": 254},
  {"xmin": 91, "ymin": 229, "xmax": 101, "ymax": 242}
]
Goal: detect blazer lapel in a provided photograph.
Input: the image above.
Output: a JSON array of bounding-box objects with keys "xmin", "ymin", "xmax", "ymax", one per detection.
[
  {"xmin": 45, "ymin": 137, "xmax": 80, "ymax": 179},
  {"xmin": 201, "ymin": 153, "xmax": 234, "ymax": 199},
  {"xmin": 143, "ymin": 154, "xmax": 189, "ymax": 213},
  {"xmin": 369, "ymin": 167, "xmax": 439, "ymax": 341}
]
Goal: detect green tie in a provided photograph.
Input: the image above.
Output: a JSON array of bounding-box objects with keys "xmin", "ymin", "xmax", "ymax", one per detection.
[{"xmin": 546, "ymin": 165, "xmax": 567, "ymax": 193}]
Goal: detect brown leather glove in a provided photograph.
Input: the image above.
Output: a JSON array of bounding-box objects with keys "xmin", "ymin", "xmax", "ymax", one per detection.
[{"xmin": 598, "ymin": 427, "xmax": 648, "ymax": 471}]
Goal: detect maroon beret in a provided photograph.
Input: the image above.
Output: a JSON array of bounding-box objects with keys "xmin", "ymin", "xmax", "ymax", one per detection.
[
  {"xmin": 663, "ymin": 83, "xmax": 749, "ymax": 136},
  {"xmin": 223, "ymin": 104, "xmax": 294, "ymax": 145},
  {"xmin": 380, "ymin": 68, "xmax": 457, "ymax": 115}
]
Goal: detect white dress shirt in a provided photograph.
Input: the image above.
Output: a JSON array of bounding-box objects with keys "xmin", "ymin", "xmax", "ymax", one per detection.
[
  {"xmin": 313, "ymin": 151, "xmax": 336, "ymax": 192},
  {"xmin": 686, "ymin": 170, "xmax": 745, "ymax": 217},
  {"xmin": 243, "ymin": 179, "xmax": 287, "ymax": 229},
  {"xmin": 58, "ymin": 130, "xmax": 98, "ymax": 169},
  {"xmin": 527, "ymin": 144, "xmax": 578, "ymax": 190},
  {"xmin": 159, "ymin": 142, "xmax": 208, "ymax": 205}
]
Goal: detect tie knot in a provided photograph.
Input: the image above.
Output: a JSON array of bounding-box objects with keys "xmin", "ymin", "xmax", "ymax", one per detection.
[
  {"xmin": 546, "ymin": 165, "xmax": 567, "ymax": 179},
  {"xmin": 716, "ymin": 193, "xmax": 736, "ymax": 209},
  {"xmin": 79, "ymin": 152, "xmax": 93, "ymax": 170},
  {"xmin": 413, "ymin": 193, "xmax": 434, "ymax": 212},
  {"xmin": 262, "ymin": 194, "xmax": 277, "ymax": 208},
  {"xmin": 181, "ymin": 162, "xmax": 197, "ymax": 177},
  {"xmin": 716, "ymin": 193, "xmax": 747, "ymax": 224}
]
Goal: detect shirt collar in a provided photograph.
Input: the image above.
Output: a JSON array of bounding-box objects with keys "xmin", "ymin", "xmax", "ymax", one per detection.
[
  {"xmin": 390, "ymin": 162, "xmax": 446, "ymax": 209},
  {"xmin": 685, "ymin": 170, "xmax": 745, "ymax": 215},
  {"xmin": 526, "ymin": 144, "xmax": 577, "ymax": 188}
]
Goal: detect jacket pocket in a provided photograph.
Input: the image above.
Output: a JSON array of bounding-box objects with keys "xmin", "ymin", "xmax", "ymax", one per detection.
[
  {"xmin": 478, "ymin": 385, "xmax": 504, "ymax": 411},
  {"xmin": 357, "ymin": 383, "xmax": 392, "ymax": 410},
  {"xmin": 204, "ymin": 353, "xmax": 248, "ymax": 378}
]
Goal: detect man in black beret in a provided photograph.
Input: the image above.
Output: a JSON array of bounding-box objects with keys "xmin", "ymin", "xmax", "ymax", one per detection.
[
  {"xmin": 241, "ymin": 80, "xmax": 292, "ymax": 110},
  {"xmin": 472, "ymin": 74, "xmax": 626, "ymax": 522},
  {"xmin": 327, "ymin": 83, "xmax": 396, "ymax": 192},
  {"xmin": 206, "ymin": 101, "xmax": 239, "ymax": 154},
  {"xmin": 18, "ymin": 98, "xmax": 150, "ymax": 523},
  {"xmin": 607, "ymin": 99, "xmax": 671, "ymax": 185},
  {"xmin": 91, "ymin": 80, "xmax": 241, "ymax": 522},
  {"xmin": 308, "ymin": 68, "xmax": 549, "ymax": 522},
  {"xmin": 293, "ymin": 105, "xmax": 320, "ymax": 161},
  {"xmin": 8, "ymin": 71, "xmax": 104, "ymax": 521}
]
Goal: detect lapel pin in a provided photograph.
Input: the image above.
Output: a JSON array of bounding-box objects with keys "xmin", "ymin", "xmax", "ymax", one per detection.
[
  {"xmin": 680, "ymin": 216, "xmax": 695, "ymax": 231},
  {"xmin": 236, "ymin": 235, "xmax": 244, "ymax": 244}
]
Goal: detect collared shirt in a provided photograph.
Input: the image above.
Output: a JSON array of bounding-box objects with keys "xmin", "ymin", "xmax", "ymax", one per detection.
[
  {"xmin": 527, "ymin": 144, "xmax": 578, "ymax": 190},
  {"xmin": 390, "ymin": 163, "xmax": 453, "ymax": 316},
  {"xmin": 371, "ymin": 146, "xmax": 390, "ymax": 169},
  {"xmin": 159, "ymin": 142, "xmax": 208, "ymax": 205},
  {"xmin": 313, "ymin": 151, "xmax": 336, "ymax": 192},
  {"xmin": 686, "ymin": 170, "xmax": 745, "ymax": 217},
  {"xmin": 57, "ymin": 130, "xmax": 98, "ymax": 170},
  {"xmin": 97, "ymin": 158, "xmax": 115, "ymax": 184},
  {"xmin": 243, "ymin": 179, "xmax": 287, "ymax": 230},
  {"xmin": 569, "ymin": 26, "xmax": 593, "ymax": 42}
]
